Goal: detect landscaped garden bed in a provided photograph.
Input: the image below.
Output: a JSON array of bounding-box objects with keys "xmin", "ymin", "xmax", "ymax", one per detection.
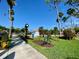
[
  {"xmin": 28, "ymin": 36, "xmax": 79, "ymax": 59},
  {"xmin": 33, "ymin": 40, "xmax": 52, "ymax": 48}
]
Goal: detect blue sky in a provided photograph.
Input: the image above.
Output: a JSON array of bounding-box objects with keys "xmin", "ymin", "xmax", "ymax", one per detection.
[{"xmin": 0, "ymin": 0, "xmax": 79, "ymax": 30}]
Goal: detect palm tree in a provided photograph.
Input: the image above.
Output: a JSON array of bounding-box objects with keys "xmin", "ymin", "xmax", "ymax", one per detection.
[
  {"xmin": 7, "ymin": 0, "xmax": 15, "ymax": 38},
  {"xmin": 7, "ymin": 0, "xmax": 15, "ymax": 9}
]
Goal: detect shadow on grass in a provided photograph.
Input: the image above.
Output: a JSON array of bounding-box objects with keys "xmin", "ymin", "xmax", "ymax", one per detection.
[
  {"xmin": 59, "ymin": 36, "xmax": 66, "ymax": 39},
  {"xmin": 66, "ymin": 57, "xmax": 79, "ymax": 59},
  {"xmin": 3, "ymin": 52, "xmax": 15, "ymax": 59}
]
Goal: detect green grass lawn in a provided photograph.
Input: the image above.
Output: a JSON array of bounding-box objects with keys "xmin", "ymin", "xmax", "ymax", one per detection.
[{"xmin": 28, "ymin": 37, "xmax": 79, "ymax": 59}]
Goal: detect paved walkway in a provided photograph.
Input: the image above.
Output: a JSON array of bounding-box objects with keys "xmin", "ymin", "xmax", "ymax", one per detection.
[{"xmin": 0, "ymin": 35, "xmax": 47, "ymax": 59}]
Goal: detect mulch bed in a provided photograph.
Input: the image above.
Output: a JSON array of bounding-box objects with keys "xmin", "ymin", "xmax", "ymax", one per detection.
[{"xmin": 33, "ymin": 40, "xmax": 53, "ymax": 48}]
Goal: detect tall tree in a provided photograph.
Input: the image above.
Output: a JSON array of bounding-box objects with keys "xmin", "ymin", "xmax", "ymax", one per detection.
[
  {"xmin": 7, "ymin": 0, "xmax": 15, "ymax": 38},
  {"xmin": 65, "ymin": 0, "xmax": 79, "ymax": 18},
  {"xmin": 74, "ymin": 27, "xmax": 79, "ymax": 34},
  {"xmin": 62, "ymin": 16, "xmax": 70, "ymax": 29},
  {"xmin": 49, "ymin": 29, "xmax": 53, "ymax": 35},
  {"xmin": 57, "ymin": 12, "xmax": 69, "ymax": 30},
  {"xmin": 38, "ymin": 27, "xmax": 44, "ymax": 36},
  {"xmin": 67, "ymin": 8, "xmax": 76, "ymax": 28},
  {"xmin": 58, "ymin": 12, "xmax": 64, "ymax": 32},
  {"xmin": 53, "ymin": 27, "xmax": 59, "ymax": 35},
  {"xmin": 45, "ymin": 0, "xmax": 63, "ymax": 36}
]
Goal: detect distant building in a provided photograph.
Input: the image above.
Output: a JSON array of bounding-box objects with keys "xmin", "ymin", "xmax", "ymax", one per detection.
[{"xmin": 32, "ymin": 29, "xmax": 39, "ymax": 38}]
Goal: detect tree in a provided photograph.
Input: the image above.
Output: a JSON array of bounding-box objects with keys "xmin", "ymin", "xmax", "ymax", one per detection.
[
  {"xmin": 58, "ymin": 12, "xmax": 69, "ymax": 31},
  {"xmin": 21, "ymin": 28, "xmax": 25, "ymax": 32},
  {"xmin": 0, "ymin": 25, "xmax": 9, "ymax": 32},
  {"xmin": 53, "ymin": 27, "xmax": 59, "ymax": 35},
  {"xmin": 67, "ymin": 8, "xmax": 76, "ymax": 29},
  {"xmin": 7, "ymin": 0, "xmax": 16, "ymax": 38},
  {"xmin": 0, "ymin": 25, "xmax": 6, "ymax": 30},
  {"xmin": 49, "ymin": 29, "xmax": 53, "ymax": 35},
  {"xmin": 65, "ymin": 0, "xmax": 79, "ymax": 18},
  {"xmin": 62, "ymin": 16, "xmax": 69, "ymax": 23},
  {"xmin": 45, "ymin": 0, "xmax": 63, "ymax": 36},
  {"xmin": 63, "ymin": 0, "xmax": 79, "ymax": 30},
  {"xmin": 62, "ymin": 16, "xmax": 70, "ymax": 29},
  {"xmin": 38, "ymin": 27, "xmax": 51, "ymax": 37},
  {"xmin": 43, "ymin": 29, "xmax": 48, "ymax": 35},
  {"xmin": 7, "ymin": 0, "xmax": 15, "ymax": 9},
  {"xmin": 13, "ymin": 28, "xmax": 21, "ymax": 34},
  {"xmin": 58, "ymin": 12, "xmax": 64, "ymax": 32},
  {"xmin": 38, "ymin": 27, "xmax": 44, "ymax": 36},
  {"xmin": 65, "ymin": 0, "xmax": 79, "ymax": 8},
  {"xmin": 74, "ymin": 27, "xmax": 79, "ymax": 34},
  {"xmin": 63, "ymin": 29, "xmax": 75, "ymax": 40}
]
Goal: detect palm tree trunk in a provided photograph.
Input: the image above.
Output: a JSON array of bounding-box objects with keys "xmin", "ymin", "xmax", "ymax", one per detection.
[
  {"xmin": 7, "ymin": 0, "xmax": 15, "ymax": 38},
  {"xmin": 9, "ymin": 8, "xmax": 13, "ymax": 38},
  {"xmin": 9, "ymin": 20, "xmax": 13, "ymax": 38}
]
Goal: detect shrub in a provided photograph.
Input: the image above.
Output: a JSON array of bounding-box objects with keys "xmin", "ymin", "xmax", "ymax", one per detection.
[
  {"xmin": 63, "ymin": 29, "xmax": 75, "ymax": 40},
  {"xmin": 74, "ymin": 27, "xmax": 79, "ymax": 34}
]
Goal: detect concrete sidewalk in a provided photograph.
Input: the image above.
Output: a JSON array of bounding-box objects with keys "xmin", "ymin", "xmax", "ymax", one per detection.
[{"xmin": 0, "ymin": 37, "xmax": 47, "ymax": 59}]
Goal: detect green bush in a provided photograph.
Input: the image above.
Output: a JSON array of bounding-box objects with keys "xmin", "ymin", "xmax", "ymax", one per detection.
[
  {"xmin": 74, "ymin": 27, "xmax": 79, "ymax": 34},
  {"xmin": 63, "ymin": 29, "xmax": 75, "ymax": 40},
  {"xmin": 7, "ymin": 38, "xmax": 12, "ymax": 48}
]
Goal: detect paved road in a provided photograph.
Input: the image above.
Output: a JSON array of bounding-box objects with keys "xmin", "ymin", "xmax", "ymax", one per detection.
[{"xmin": 0, "ymin": 35, "xmax": 47, "ymax": 59}]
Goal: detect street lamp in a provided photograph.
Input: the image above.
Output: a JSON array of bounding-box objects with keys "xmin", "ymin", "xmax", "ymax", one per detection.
[
  {"xmin": 25, "ymin": 24, "xmax": 29, "ymax": 38},
  {"xmin": 25, "ymin": 24, "xmax": 29, "ymax": 28}
]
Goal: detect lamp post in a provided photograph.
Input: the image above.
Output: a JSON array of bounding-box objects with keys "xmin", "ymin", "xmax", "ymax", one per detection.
[
  {"xmin": 25, "ymin": 24, "xmax": 29, "ymax": 38},
  {"xmin": 7, "ymin": 0, "xmax": 15, "ymax": 38}
]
